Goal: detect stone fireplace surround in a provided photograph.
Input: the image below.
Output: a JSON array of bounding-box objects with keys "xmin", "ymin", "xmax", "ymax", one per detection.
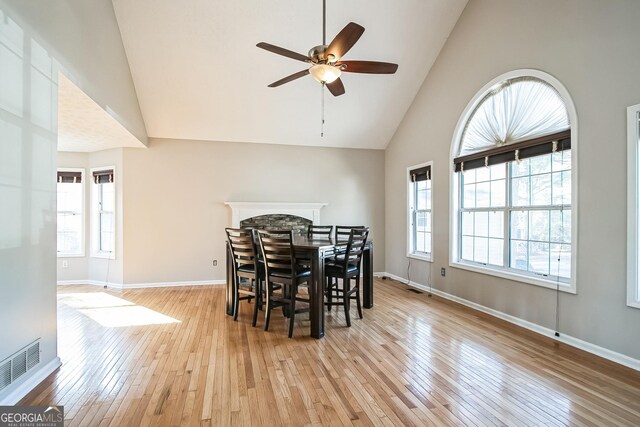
[{"xmin": 224, "ymin": 202, "xmax": 328, "ymax": 230}]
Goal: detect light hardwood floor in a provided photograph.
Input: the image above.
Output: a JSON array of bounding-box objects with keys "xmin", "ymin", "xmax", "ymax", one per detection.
[{"xmin": 22, "ymin": 279, "xmax": 640, "ymax": 426}]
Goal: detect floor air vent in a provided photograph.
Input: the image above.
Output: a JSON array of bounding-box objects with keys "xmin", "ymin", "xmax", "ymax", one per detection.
[
  {"xmin": 408, "ymin": 288, "xmax": 423, "ymax": 294},
  {"xmin": 0, "ymin": 339, "xmax": 41, "ymax": 392}
]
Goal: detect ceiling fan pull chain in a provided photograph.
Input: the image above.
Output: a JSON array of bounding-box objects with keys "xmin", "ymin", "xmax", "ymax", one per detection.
[{"xmin": 321, "ymin": 82, "xmax": 325, "ymax": 137}]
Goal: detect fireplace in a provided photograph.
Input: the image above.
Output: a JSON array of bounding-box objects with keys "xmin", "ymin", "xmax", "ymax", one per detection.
[
  {"xmin": 240, "ymin": 214, "xmax": 311, "ymax": 233},
  {"xmin": 225, "ymin": 202, "xmax": 328, "ymax": 230}
]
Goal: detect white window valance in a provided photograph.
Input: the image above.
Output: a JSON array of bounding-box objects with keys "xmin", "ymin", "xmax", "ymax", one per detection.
[{"xmin": 458, "ymin": 76, "xmax": 570, "ymax": 157}]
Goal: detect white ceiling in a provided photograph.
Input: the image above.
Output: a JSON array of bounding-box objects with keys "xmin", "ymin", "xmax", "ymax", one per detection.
[
  {"xmin": 58, "ymin": 73, "xmax": 146, "ymax": 152},
  {"xmin": 112, "ymin": 0, "xmax": 467, "ymax": 150}
]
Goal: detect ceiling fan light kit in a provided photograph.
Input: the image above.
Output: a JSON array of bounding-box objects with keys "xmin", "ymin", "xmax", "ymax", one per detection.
[{"xmin": 309, "ymin": 63, "xmax": 342, "ymax": 84}]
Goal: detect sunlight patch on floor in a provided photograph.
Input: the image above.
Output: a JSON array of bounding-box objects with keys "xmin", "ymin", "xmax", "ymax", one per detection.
[{"xmin": 60, "ymin": 292, "xmax": 180, "ymax": 327}]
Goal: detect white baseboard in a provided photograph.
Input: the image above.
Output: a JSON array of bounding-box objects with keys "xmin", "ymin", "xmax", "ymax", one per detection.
[
  {"xmin": 378, "ymin": 272, "xmax": 640, "ymax": 372},
  {"xmin": 57, "ymin": 279, "xmax": 226, "ymax": 289},
  {"xmin": 0, "ymin": 357, "xmax": 62, "ymax": 405}
]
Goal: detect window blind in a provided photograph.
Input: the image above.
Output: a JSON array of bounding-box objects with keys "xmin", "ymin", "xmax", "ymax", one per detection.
[
  {"xmin": 93, "ymin": 169, "xmax": 114, "ymax": 184},
  {"xmin": 409, "ymin": 165, "xmax": 431, "ymax": 182},
  {"xmin": 453, "ymin": 130, "xmax": 570, "ymax": 173},
  {"xmin": 57, "ymin": 171, "xmax": 82, "ymax": 183}
]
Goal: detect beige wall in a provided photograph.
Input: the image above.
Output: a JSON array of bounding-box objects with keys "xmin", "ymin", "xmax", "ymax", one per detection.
[
  {"xmin": 122, "ymin": 139, "xmax": 385, "ymax": 285},
  {"xmin": 385, "ymin": 0, "xmax": 640, "ymax": 360}
]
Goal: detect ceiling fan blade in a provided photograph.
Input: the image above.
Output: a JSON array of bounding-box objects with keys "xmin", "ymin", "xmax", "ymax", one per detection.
[
  {"xmin": 256, "ymin": 42, "xmax": 309, "ymax": 62},
  {"xmin": 338, "ymin": 60, "xmax": 398, "ymax": 74},
  {"xmin": 326, "ymin": 22, "xmax": 365, "ymax": 60},
  {"xmin": 268, "ymin": 69, "xmax": 310, "ymax": 87},
  {"xmin": 326, "ymin": 78, "xmax": 345, "ymax": 97}
]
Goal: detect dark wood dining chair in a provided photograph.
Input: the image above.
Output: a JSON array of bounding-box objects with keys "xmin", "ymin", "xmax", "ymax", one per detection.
[
  {"xmin": 307, "ymin": 225, "xmax": 333, "ymax": 239},
  {"xmin": 325, "ymin": 227, "xmax": 369, "ymax": 327},
  {"xmin": 225, "ymin": 227, "xmax": 262, "ymax": 326},
  {"xmin": 257, "ymin": 230, "xmax": 310, "ymax": 338}
]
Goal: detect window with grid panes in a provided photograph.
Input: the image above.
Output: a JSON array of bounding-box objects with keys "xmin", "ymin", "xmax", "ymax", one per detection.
[{"xmin": 452, "ymin": 73, "xmax": 574, "ymax": 289}]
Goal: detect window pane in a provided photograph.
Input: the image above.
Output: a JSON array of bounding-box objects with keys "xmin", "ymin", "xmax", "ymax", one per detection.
[
  {"xmin": 474, "ymin": 237, "xmax": 488, "ymax": 264},
  {"xmin": 463, "ymin": 184, "xmax": 476, "ymax": 208},
  {"xmin": 416, "ymin": 211, "xmax": 426, "ymax": 232},
  {"xmin": 551, "ymin": 150, "xmax": 571, "ymax": 172},
  {"xmin": 490, "ymin": 163, "xmax": 506, "ymax": 180},
  {"xmin": 461, "ymin": 236, "xmax": 473, "ymax": 261},
  {"xmin": 550, "ymin": 243, "xmax": 571, "ymax": 279},
  {"xmin": 510, "ymin": 211, "xmax": 528, "ymax": 240},
  {"xmin": 511, "ymin": 158, "xmax": 530, "ymax": 178},
  {"xmin": 488, "ymin": 238, "xmax": 503, "ymax": 266},
  {"xmin": 490, "ymin": 179, "xmax": 505, "ymax": 207},
  {"xmin": 57, "ymin": 180, "xmax": 82, "ymax": 255},
  {"xmin": 474, "ymin": 211, "xmax": 488, "ymax": 237},
  {"xmin": 476, "ymin": 181, "xmax": 490, "ymax": 207},
  {"xmin": 424, "ymin": 211, "xmax": 432, "ymax": 232},
  {"xmin": 476, "ymin": 167, "xmax": 490, "ymax": 182},
  {"xmin": 463, "ymin": 169, "xmax": 476, "ymax": 184},
  {"xmin": 550, "ymin": 170, "xmax": 571, "ymax": 206},
  {"xmin": 530, "ymin": 154, "xmax": 551, "ymax": 175},
  {"xmin": 423, "ymin": 232, "xmax": 432, "ymax": 253},
  {"xmin": 488, "ymin": 211, "xmax": 504, "ymax": 238},
  {"xmin": 101, "ymin": 183, "xmax": 115, "ymax": 210},
  {"xmin": 529, "ymin": 210, "xmax": 550, "ymax": 242},
  {"xmin": 531, "ymin": 174, "xmax": 551, "ymax": 206},
  {"xmin": 529, "ymin": 241, "xmax": 550, "ymax": 275},
  {"xmin": 416, "ymin": 232, "xmax": 425, "ymax": 253},
  {"xmin": 511, "ymin": 176, "xmax": 530, "ymax": 207},
  {"xmin": 425, "ymin": 188, "xmax": 432, "ymax": 210},
  {"xmin": 510, "ymin": 240, "xmax": 528, "ymax": 271},
  {"xmin": 462, "ymin": 211, "xmax": 474, "ymax": 236},
  {"xmin": 550, "ymin": 210, "xmax": 571, "ymax": 244}
]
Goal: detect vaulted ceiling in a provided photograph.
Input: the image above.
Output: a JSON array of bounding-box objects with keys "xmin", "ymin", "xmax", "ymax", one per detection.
[{"xmin": 111, "ymin": 0, "xmax": 467, "ymax": 149}]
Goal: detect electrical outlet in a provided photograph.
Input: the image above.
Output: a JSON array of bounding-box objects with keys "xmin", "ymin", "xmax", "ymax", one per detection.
[
  {"xmin": 212, "ymin": 259, "xmax": 218, "ymax": 267},
  {"xmin": 62, "ymin": 260, "xmax": 69, "ymax": 268},
  {"xmin": 440, "ymin": 267, "xmax": 446, "ymax": 277}
]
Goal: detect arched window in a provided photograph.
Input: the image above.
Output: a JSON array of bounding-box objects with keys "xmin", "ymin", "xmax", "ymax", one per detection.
[{"xmin": 450, "ymin": 70, "xmax": 576, "ymax": 291}]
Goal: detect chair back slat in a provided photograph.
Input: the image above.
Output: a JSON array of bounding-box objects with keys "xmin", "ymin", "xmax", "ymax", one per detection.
[
  {"xmin": 307, "ymin": 225, "xmax": 333, "ymax": 238},
  {"xmin": 258, "ymin": 230, "xmax": 296, "ymax": 279},
  {"xmin": 335, "ymin": 225, "xmax": 365, "ymax": 242}
]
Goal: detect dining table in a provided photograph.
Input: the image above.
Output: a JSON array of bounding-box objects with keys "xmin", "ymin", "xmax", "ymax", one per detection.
[{"xmin": 225, "ymin": 234, "xmax": 373, "ymax": 339}]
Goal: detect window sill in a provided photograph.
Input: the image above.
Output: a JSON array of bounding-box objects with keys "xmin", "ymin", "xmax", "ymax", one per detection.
[
  {"xmin": 408, "ymin": 253, "xmax": 433, "ymax": 262},
  {"xmin": 91, "ymin": 252, "xmax": 115, "ymax": 260},
  {"xmin": 450, "ymin": 260, "xmax": 576, "ymax": 294},
  {"xmin": 57, "ymin": 253, "xmax": 85, "ymax": 258},
  {"xmin": 627, "ymin": 300, "xmax": 640, "ymax": 310}
]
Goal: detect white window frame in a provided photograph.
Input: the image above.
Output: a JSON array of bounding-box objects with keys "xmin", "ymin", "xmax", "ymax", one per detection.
[
  {"xmin": 56, "ymin": 167, "xmax": 85, "ymax": 257},
  {"xmin": 90, "ymin": 166, "xmax": 116, "ymax": 259},
  {"xmin": 407, "ymin": 161, "xmax": 433, "ymax": 262},
  {"xmin": 449, "ymin": 69, "xmax": 578, "ymax": 293},
  {"xmin": 627, "ymin": 103, "xmax": 640, "ymax": 309}
]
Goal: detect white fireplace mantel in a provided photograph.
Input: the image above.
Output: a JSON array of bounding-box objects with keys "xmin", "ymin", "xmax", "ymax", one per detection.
[{"xmin": 224, "ymin": 202, "xmax": 328, "ymax": 227}]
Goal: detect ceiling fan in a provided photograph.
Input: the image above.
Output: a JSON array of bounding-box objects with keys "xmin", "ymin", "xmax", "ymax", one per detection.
[{"xmin": 256, "ymin": 0, "xmax": 398, "ymax": 97}]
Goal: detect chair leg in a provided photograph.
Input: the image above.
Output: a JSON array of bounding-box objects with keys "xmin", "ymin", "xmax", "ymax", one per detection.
[
  {"xmin": 233, "ymin": 283, "xmax": 240, "ymax": 321},
  {"xmin": 355, "ymin": 276, "xmax": 363, "ymax": 319},
  {"xmin": 327, "ymin": 277, "xmax": 333, "ymax": 311},
  {"xmin": 288, "ymin": 285, "xmax": 296, "ymax": 338},
  {"xmin": 343, "ymin": 278, "xmax": 351, "ymax": 327},
  {"xmin": 264, "ymin": 287, "xmax": 272, "ymax": 331},
  {"xmin": 252, "ymin": 291, "xmax": 260, "ymax": 327}
]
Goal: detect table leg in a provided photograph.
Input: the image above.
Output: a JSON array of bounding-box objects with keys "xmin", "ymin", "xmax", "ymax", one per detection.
[
  {"xmin": 309, "ymin": 248, "xmax": 325, "ymax": 339},
  {"xmin": 363, "ymin": 242, "xmax": 374, "ymax": 309},
  {"xmin": 226, "ymin": 242, "xmax": 234, "ymax": 316}
]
